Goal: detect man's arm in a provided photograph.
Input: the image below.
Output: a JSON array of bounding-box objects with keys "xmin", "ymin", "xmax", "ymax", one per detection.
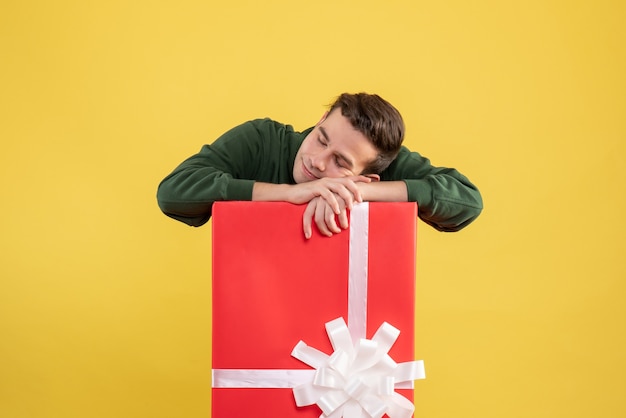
[
  {"xmin": 358, "ymin": 180, "xmax": 408, "ymax": 202},
  {"xmin": 302, "ymin": 148, "xmax": 483, "ymax": 237},
  {"xmin": 157, "ymin": 119, "xmax": 373, "ymax": 228},
  {"xmin": 383, "ymin": 147, "xmax": 483, "ymax": 232},
  {"xmin": 157, "ymin": 119, "xmax": 283, "ymax": 226}
]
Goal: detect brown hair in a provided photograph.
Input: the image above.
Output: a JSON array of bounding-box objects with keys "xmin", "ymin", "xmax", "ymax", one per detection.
[{"xmin": 329, "ymin": 92, "xmax": 405, "ymax": 174}]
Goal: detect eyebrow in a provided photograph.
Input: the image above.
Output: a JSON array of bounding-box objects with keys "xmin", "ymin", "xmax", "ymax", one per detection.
[{"xmin": 319, "ymin": 126, "xmax": 354, "ymax": 169}]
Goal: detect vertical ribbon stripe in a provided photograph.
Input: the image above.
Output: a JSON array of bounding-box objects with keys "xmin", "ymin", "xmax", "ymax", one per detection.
[{"xmin": 348, "ymin": 203, "xmax": 369, "ymax": 342}]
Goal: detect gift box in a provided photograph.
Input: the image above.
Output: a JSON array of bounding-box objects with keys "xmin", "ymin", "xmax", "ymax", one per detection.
[{"xmin": 211, "ymin": 202, "xmax": 423, "ymax": 417}]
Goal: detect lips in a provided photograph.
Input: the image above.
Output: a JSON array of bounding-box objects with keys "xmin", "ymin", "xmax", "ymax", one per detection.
[{"xmin": 302, "ymin": 162, "xmax": 319, "ymax": 181}]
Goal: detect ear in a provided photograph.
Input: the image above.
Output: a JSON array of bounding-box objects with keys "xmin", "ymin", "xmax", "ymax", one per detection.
[{"xmin": 363, "ymin": 174, "xmax": 380, "ymax": 181}]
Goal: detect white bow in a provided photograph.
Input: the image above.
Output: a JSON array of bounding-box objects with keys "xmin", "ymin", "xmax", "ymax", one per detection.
[{"xmin": 292, "ymin": 317, "xmax": 425, "ymax": 418}]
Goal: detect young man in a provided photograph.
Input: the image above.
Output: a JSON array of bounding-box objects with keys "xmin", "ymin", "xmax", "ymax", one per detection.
[{"xmin": 157, "ymin": 93, "xmax": 483, "ymax": 237}]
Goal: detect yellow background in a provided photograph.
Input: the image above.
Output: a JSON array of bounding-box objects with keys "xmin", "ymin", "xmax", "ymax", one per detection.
[{"xmin": 1, "ymin": 0, "xmax": 624, "ymax": 417}]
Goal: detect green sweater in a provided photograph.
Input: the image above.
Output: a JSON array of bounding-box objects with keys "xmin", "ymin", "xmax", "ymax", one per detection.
[{"xmin": 157, "ymin": 118, "xmax": 483, "ymax": 231}]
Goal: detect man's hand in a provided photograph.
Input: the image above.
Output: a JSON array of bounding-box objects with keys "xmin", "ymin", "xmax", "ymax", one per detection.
[
  {"xmin": 252, "ymin": 175, "xmax": 372, "ymax": 212},
  {"xmin": 252, "ymin": 175, "xmax": 410, "ymax": 239},
  {"xmin": 300, "ymin": 178, "xmax": 409, "ymax": 239},
  {"xmin": 302, "ymin": 196, "xmax": 350, "ymax": 239},
  {"xmin": 289, "ymin": 176, "xmax": 372, "ymax": 212},
  {"xmin": 295, "ymin": 177, "xmax": 373, "ymax": 239}
]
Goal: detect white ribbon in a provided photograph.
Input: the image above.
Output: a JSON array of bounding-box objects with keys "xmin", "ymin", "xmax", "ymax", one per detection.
[
  {"xmin": 291, "ymin": 317, "xmax": 425, "ymax": 418},
  {"xmin": 348, "ymin": 201, "xmax": 369, "ymax": 342},
  {"xmin": 212, "ymin": 369, "xmax": 315, "ymax": 388},
  {"xmin": 212, "ymin": 203, "xmax": 426, "ymax": 416}
]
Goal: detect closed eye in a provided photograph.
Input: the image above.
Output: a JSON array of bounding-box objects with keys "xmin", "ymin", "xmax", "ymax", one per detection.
[{"xmin": 318, "ymin": 126, "xmax": 353, "ymax": 170}]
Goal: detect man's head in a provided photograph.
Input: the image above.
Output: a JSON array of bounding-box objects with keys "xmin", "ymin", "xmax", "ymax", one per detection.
[
  {"xmin": 328, "ymin": 93, "xmax": 405, "ymax": 174},
  {"xmin": 293, "ymin": 93, "xmax": 405, "ymax": 184}
]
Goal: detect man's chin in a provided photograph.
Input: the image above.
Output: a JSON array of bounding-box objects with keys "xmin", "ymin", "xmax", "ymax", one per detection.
[{"xmin": 292, "ymin": 171, "xmax": 307, "ymax": 184}]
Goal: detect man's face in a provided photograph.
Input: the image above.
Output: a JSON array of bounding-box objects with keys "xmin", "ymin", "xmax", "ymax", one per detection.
[{"xmin": 293, "ymin": 110, "xmax": 378, "ymax": 183}]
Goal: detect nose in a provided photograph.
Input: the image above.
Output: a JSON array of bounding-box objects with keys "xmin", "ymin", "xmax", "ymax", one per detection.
[{"xmin": 310, "ymin": 153, "xmax": 327, "ymax": 172}]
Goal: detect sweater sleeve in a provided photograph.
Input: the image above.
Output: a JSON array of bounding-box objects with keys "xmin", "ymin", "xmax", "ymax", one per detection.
[
  {"xmin": 156, "ymin": 120, "xmax": 269, "ymax": 226},
  {"xmin": 381, "ymin": 147, "xmax": 483, "ymax": 232}
]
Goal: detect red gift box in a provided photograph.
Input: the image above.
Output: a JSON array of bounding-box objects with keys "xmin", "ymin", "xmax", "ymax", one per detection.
[{"xmin": 211, "ymin": 202, "xmax": 422, "ymax": 417}]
